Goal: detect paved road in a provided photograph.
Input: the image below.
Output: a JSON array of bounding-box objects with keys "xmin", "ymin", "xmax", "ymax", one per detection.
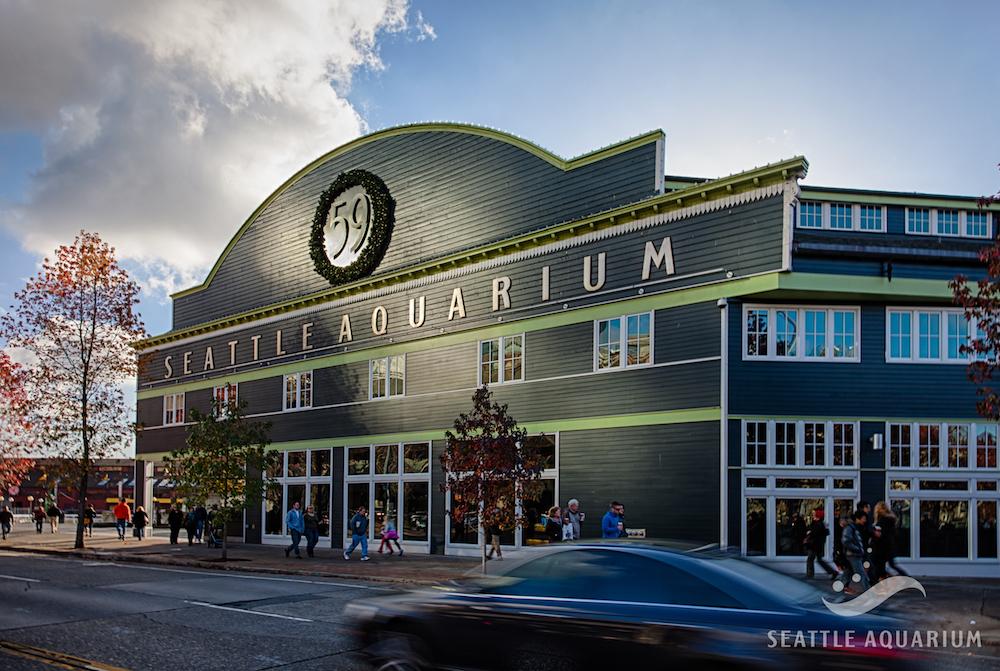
[
  {"xmin": 0, "ymin": 551, "xmax": 387, "ymax": 670},
  {"xmin": 0, "ymin": 550, "xmax": 996, "ymax": 671}
]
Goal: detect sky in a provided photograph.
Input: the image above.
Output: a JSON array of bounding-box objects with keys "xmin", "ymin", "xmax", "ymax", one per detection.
[{"xmin": 1, "ymin": 0, "xmax": 998, "ymax": 344}]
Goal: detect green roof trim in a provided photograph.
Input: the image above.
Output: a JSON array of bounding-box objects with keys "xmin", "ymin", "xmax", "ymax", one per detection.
[
  {"xmin": 170, "ymin": 122, "xmax": 665, "ymax": 302},
  {"xmin": 799, "ymin": 186, "xmax": 1000, "ymax": 210},
  {"xmin": 139, "ymin": 154, "xmax": 808, "ymax": 349}
]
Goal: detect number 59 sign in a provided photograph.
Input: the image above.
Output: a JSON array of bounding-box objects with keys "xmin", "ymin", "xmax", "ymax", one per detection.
[{"xmin": 310, "ymin": 170, "xmax": 395, "ymax": 286}]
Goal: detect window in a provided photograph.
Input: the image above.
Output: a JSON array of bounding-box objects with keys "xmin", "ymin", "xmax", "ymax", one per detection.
[
  {"xmin": 965, "ymin": 211, "xmax": 991, "ymax": 238},
  {"xmin": 906, "ymin": 207, "xmax": 930, "ymax": 234},
  {"xmin": 798, "ymin": 201, "xmax": 823, "ymax": 229},
  {"xmin": 745, "ymin": 421, "xmax": 767, "ymax": 465},
  {"xmin": 743, "ymin": 306, "xmax": 859, "ymax": 361},
  {"xmin": 263, "ymin": 448, "xmax": 332, "ymax": 538},
  {"xmin": 212, "ymin": 382, "xmax": 238, "ymax": 416},
  {"xmin": 918, "ymin": 424, "xmax": 941, "ymax": 468},
  {"xmin": 937, "ymin": 209, "xmax": 960, "ymax": 236},
  {"xmin": 919, "ymin": 501, "xmax": 968, "ymax": 558},
  {"xmin": 347, "ymin": 442, "xmax": 432, "ymax": 544},
  {"xmin": 889, "ymin": 423, "xmax": 911, "ymax": 468},
  {"xmin": 774, "ymin": 422, "xmax": 797, "ymax": 466},
  {"xmin": 163, "ymin": 392, "xmax": 185, "ymax": 425},
  {"xmin": 890, "ymin": 421, "xmax": 999, "ymax": 469},
  {"xmin": 370, "ymin": 354, "xmax": 405, "ymax": 399},
  {"xmin": 948, "ymin": 424, "xmax": 970, "ymax": 468},
  {"xmin": 829, "ymin": 203, "xmax": 852, "ymax": 230},
  {"xmin": 978, "ymin": 425, "xmax": 998, "ymax": 469},
  {"xmin": 859, "ymin": 205, "xmax": 884, "ymax": 232},
  {"xmin": 283, "ymin": 371, "xmax": 312, "ymax": 411},
  {"xmin": 832, "ymin": 422, "xmax": 854, "ymax": 467},
  {"xmin": 803, "ymin": 422, "xmax": 825, "ymax": 466},
  {"xmin": 595, "ymin": 312, "xmax": 651, "ymax": 370},
  {"xmin": 887, "ymin": 308, "xmax": 976, "ymax": 363},
  {"xmin": 479, "ymin": 335, "xmax": 523, "ymax": 385}
]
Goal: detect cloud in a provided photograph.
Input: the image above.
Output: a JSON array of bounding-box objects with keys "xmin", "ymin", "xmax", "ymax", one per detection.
[{"xmin": 0, "ymin": 0, "xmax": 433, "ymax": 301}]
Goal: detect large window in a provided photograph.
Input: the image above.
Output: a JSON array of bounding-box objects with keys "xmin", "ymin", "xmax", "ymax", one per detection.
[
  {"xmin": 742, "ymin": 419, "xmax": 858, "ymax": 468},
  {"xmin": 743, "ymin": 306, "xmax": 859, "ymax": 361},
  {"xmin": 906, "ymin": 207, "xmax": 991, "ymax": 238},
  {"xmin": 829, "ymin": 203, "xmax": 852, "ymax": 230},
  {"xmin": 370, "ymin": 354, "xmax": 405, "ymax": 399},
  {"xmin": 888, "ymin": 478, "xmax": 999, "ymax": 560},
  {"xmin": 796, "ymin": 202, "xmax": 886, "ymax": 233},
  {"xmin": 212, "ymin": 382, "xmax": 238, "ymax": 416},
  {"xmin": 887, "ymin": 421, "xmax": 999, "ymax": 470},
  {"xmin": 479, "ymin": 334, "xmax": 523, "ymax": 385},
  {"xmin": 966, "ymin": 211, "xmax": 991, "ymax": 238},
  {"xmin": 283, "ymin": 371, "xmax": 312, "ymax": 411},
  {"xmin": 263, "ymin": 448, "xmax": 332, "ymax": 539},
  {"xmin": 906, "ymin": 207, "xmax": 931, "ymax": 234},
  {"xmin": 595, "ymin": 312, "xmax": 652, "ymax": 370},
  {"xmin": 163, "ymin": 392, "xmax": 185, "ymax": 425},
  {"xmin": 346, "ymin": 442, "xmax": 431, "ymax": 545},
  {"xmin": 887, "ymin": 308, "xmax": 978, "ymax": 363},
  {"xmin": 937, "ymin": 209, "xmax": 960, "ymax": 236},
  {"xmin": 798, "ymin": 201, "xmax": 823, "ymax": 229},
  {"xmin": 859, "ymin": 205, "xmax": 884, "ymax": 232}
]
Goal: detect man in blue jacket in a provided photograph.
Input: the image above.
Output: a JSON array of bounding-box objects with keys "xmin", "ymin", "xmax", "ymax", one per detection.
[
  {"xmin": 284, "ymin": 501, "xmax": 304, "ymax": 559},
  {"xmin": 344, "ymin": 505, "xmax": 370, "ymax": 561},
  {"xmin": 601, "ymin": 501, "xmax": 625, "ymax": 539}
]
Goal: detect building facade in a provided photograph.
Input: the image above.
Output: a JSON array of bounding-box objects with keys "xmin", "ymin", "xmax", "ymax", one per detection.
[{"xmin": 134, "ymin": 123, "xmax": 999, "ymax": 575}]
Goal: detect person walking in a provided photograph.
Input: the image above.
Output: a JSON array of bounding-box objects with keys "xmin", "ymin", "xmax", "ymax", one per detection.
[
  {"xmin": 33, "ymin": 504, "xmax": 46, "ymax": 533},
  {"xmin": 184, "ymin": 508, "xmax": 197, "ymax": 545},
  {"xmin": 564, "ymin": 499, "xmax": 584, "ymax": 541},
  {"xmin": 601, "ymin": 501, "xmax": 625, "ymax": 539},
  {"xmin": 167, "ymin": 505, "xmax": 184, "ymax": 545},
  {"xmin": 194, "ymin": 504, "xmax": 208, "ymax": 544},
  {"xmin": 378, "ymin": 519, "xmax": 403, "ymax": 556},
  {"xmin": 284, "ymin": 501, "xmax": 304, "ymax": 559},
  {"xmin": 82, "ymin": 504, "xmax": 96, "ymax": 538},
  {"xmin": 344, "ymin": 505, "xmax": 370, "ymax": 561},
  {"xmin": 132, "ymin": 506, "xmax": 149, "ymax": 540},
  {"xmin": 804, "ymin": 509, "xmax": 837, "ymax": 580},
  {"xmin": 839, "ymin": 509, "xmax": 871, "ymax": 592},
  {"xmin": 544, "ymin": 506, "xmax": 563, "ymax": 542},
  {"xmin": 873, "ymin": 501, "xmax": 908, "ymax": 578},
  {"xmin": 485, "ymin": 521, "xmax": 503, "ymax": 560},
  {"xmin": 47, "ymin": 502, "xmax": 61, "ymax": 534},
  {"xmin": 303, "ymin": 505, "xmax": 321, "ymax": 558},
  {"xmin": 113, "ymin": 498, "xmax": 131, "ymax": 541},
  {"xmin": 0, "ymin": 505, "xmax": 13, "ymax": 540}
]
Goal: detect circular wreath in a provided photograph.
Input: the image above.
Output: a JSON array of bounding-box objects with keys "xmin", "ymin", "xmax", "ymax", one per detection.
[{"xmin": 309, "ymin": 169, "xmax": 395, "ymax": 286}]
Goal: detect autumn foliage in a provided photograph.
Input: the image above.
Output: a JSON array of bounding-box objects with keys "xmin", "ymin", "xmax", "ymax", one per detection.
[
  {"xmin": 0, "ymin": 351, "xmax": 35, "ymax": 498},
  {"xmin": 1, "ymin": 231, "xmax": 145, "ymax": 548}
]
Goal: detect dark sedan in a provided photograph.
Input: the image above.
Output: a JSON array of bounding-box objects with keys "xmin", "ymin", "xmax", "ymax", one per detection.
[{"xmin": 347, "ymin": 543, "xmax": 924, "ymax": 670}]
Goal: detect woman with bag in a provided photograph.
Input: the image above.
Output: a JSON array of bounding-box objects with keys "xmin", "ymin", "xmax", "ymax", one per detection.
[{"xmin": 132, "ymin": 506, "xmax": 149, "ymax": 540}]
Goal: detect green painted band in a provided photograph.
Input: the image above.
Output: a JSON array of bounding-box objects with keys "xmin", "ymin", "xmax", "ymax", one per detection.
[
  {"xmin": 798, "ymin": 188, "xmax": 1000, "ymax": 211},
  {"xmin": 730, "ymin": 414, "xmax": 986, "ymax": 423}
]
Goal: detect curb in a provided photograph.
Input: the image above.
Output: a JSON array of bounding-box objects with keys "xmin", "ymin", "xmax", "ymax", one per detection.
[{"xmin": 1, "ymin": 545, "xmax": 471, "ymax": 586}]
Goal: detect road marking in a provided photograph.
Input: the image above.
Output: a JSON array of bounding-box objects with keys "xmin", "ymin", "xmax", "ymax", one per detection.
[
  {"xmin": 0, "ymin": 640, "xmax": 130, "ymax": 670},
  {"xmin": 0, "ymin": 573, "xmax": 41, "ymax": 583},
  {"xmin": 183, "ymin": 600, "xmax": 314, "ymax": 622}
]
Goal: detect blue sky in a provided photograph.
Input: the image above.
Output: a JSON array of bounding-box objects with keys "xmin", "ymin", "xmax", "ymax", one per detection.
[{"xmin": 1, "ymin": 1, "xmax": 998, "ymax": 339}]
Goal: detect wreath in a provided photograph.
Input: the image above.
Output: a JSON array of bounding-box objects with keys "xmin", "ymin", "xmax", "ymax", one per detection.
[{"xmin": 309, "ymin": 169, "xmax": 395, "ymax": 286}]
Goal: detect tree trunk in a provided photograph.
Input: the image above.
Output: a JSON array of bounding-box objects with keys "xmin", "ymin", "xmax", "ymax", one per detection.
[
  {"xmin": 75, "ymin": 376, "xmax": 89, "ymax": 550},
  {"xmin": 222, "ymin": 526, "xmax": 228, "ymax": 561},
  {"xmin": 75, "ymin": 466, "xmax": 88, "ymax": 550}
]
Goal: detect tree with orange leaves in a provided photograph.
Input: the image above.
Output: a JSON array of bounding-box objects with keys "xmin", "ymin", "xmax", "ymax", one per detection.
[
  {"xmin": 1, "ymin": 232, "xmax": 145, "ymax": 549},
  {"xmin": 0, "ymin": 351, "xmax": 35, "ymax": 504}
]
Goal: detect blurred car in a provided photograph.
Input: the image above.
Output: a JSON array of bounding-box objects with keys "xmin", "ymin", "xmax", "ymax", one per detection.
[{"xmin": 347, "ymin": 542, "xmax": 924, "ymax": 670}]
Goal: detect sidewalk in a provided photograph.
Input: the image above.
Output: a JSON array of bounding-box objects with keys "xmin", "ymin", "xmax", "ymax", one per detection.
[{"xmin": 0, "ymin": 526, "xmax": 480, "ymax": 584}]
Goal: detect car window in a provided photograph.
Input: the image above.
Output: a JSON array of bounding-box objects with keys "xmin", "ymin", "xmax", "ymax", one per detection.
[{"xmin": 489, "ymin": 549, "xmax": 742, "ymax": 608}]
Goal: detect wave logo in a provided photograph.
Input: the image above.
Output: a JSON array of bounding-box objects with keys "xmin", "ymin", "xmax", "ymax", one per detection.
[{"xmin": 823, "ymin": 576, "xmax": 926, "ymax": 617}]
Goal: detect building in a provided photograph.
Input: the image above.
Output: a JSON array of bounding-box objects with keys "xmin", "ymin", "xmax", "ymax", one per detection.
[
  {"xmin": 134, "ymin": 123, "xmax": 999, "ymax": 575},
  {"xmin": 4, "ymin": 458, "xmax": 136, "ymax": 513}
]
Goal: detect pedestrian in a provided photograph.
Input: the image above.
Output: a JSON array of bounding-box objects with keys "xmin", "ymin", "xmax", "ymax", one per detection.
[
  {"xmin": 284, "ymin": 501, "xmax": 304, "ymax": 559},
  {"xmin": 873, "ymin": 501, "xmax": 908, "ymax": 578},
  {"xmin": 303, "ymin": 505, "xmax": 320, "ymax": 558},
  {"xmin": 485, "ymin": 521, "xmax": 503, "ymax": 560},
  {"xmin": 804, "ymin": 509, "xmax": 837, "ymax": 580},
  {"xmin": 33, "ymin": 504, "xmax": 46, "ymax": 533},
  {"xmin": 167, "ymin": 505, "xmax": 184, "ymax": 544},
  {"xmin": 856, "ymin": 501, "xmax": 873, "ymax": 548},
  {"xmin": 564, "ymin": 499, "xmax": 584, "ymax": 540},
  {"xmin": 0, "ymin": 505, "xmax": 13, "ymax": 540},
  {"xmin": 113, "ymin": 498, "xmax": 131, "ymax": 541},
  {"xmin": 83, "ymin": 504, "xmax": 96, "ymax": 538},
  {"xmin": 133, "ymin": 506, "xmax": 148, "ymax": 540},
  {"xmin": 544, "ymin": 506, "xmax": 563, "ymax": 542},
  {"xmin": 378, "ymin": 519, "xmax": 403, "ymax": 556},
  {"xmin": 601, "ymin": 501, "xmax": 625, "ymax": 539},
  {"xmin": 184, "ymin": 508, "xmax": 197, "ymax": 545},
  {"xmin": 344, "ymin": 505, "xmax": 370, "ymax": 561},
  {"xmin": 194, "ymin": 504, "xmax": 208, "ymax": 544},
  {"xmin": 47, "ymin": 502, "xmax": 61, "ymax": 534},
  {"xmin": 839, "ymin": 509, "xmax": 871, "ymax": 593},
  {"xmin": 832, "ymin": 516, "xmax": 849, "ymax": 573}
]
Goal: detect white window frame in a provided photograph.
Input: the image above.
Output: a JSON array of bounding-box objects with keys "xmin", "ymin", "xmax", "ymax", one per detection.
[
  {"xmin": 963, "ymin": 211, "xmax": 993, "ymax": 239},
  {"xmin": 905, "ymin": 207, "xmax": 932, "ymax": 235},
  {"xmin": 906, "ymin": 207, "xmax": 993, "ymax": 239},
  {"xmin": 261, "ymin": 448, "xmax": 333, "ymax": 542},
  {"xmin": 477, "ymin": 334, "xmax": 525, "ymax": 386},
  {"xmin": 163, "ymin": 392, "xmax": 185, "ymax": 426},
  {"xmin": 885, "ymin": 307, "xmax": 977, "ymax": 364},
  {"xmin": 369, "ymin": 354, "xmax": 406, "ymax": 400},
  {"xmin": 796, "ymin": 201, "xmax": 887, "ymax": 233},
  {"xmin": 885, "ymin": 421, "xmax": 1000, "ymax": 471},
  {"xmin": 593, "ymin": 311, "xmax": 654, "ymax": 372},
  {"xmin": 740, "ymin": 419, "xmax": 859, "ymax": 469},
  {"xmin": 797, "ymin": 201, "xmax": 824, "ymax": 229},
  {"xmin": 858, "ymin": 204, "xmax": 887, "ymax": 232},
  {"xmin": 282, "ymin": 371, "xmax": 313, "ymax": 411},
  {"xmin": 742, "ymin": 305, "xmax": 860, "ymax": 362},
  {"xmin": 212, "ymin": 382, "xmax": 238, "ymax": 417}
]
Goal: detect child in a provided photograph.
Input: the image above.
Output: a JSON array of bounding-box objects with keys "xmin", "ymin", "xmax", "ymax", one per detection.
[{"xmin": 378, "ymin": 519, "xmax": 403, "ymax": 556}]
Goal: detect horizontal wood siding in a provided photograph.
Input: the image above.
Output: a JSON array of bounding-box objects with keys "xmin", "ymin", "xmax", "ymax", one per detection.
[
  {"xmin": 525, "ymin": 323, "xmax": 594, "ymax": 380},
  {"xmin": 655, "ymin": 301, "xmax": 719, "ymax": 363},
  {"xmin": 405, "ymin": 344, "xmax": 477, "ymax": 397}
]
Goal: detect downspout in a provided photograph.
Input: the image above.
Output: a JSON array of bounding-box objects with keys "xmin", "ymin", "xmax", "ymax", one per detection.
[{"xmin": 718, "ymin": 297, "xmax": 729, "ymax": 550}]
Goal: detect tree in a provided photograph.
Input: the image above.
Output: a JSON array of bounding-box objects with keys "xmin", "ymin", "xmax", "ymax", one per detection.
[
  {"xmin": 164, "ymin": 398, "xmax": 278, "ymax": 561},
  {"xmin": 441, "ymin": 386, "xmax": 546, "ymax": 574},
  {"xmin": 0, "ymin": 352, "xmax": 35, "ymax": 503},
  {"xmin": 0, "ymin": 232, "xmax": 145, "ymax": 548}
]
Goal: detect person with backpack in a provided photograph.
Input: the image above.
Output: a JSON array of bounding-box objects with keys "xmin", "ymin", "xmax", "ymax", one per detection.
[
  {"xmin": 132, "ymin": 506, "xmax": 149, "ymax": 540},
  {"xmin": 839, "ymin": 509, "xmax": 871, "ymax": 592},
  {"xmin": 284, "ymin": 501, "xmax": 304, "ymax": 559},
  {"xmin": 804, "ymin": 508, "xmax": 837, "ymax": 580},
  {"xmin": 344, "ymin": 505, "xmax": 370, "ymax": 561}
]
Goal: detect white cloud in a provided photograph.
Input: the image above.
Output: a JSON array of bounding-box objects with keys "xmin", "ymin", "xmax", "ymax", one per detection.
[{"xmin": 0, "ymin": 0, "xmax": 432, "ymax": 300}]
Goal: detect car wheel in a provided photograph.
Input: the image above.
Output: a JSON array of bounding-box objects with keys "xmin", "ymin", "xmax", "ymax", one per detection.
[{"xmin": 370, "ymin": 627, "xmax": 431, "ymax": 671}]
